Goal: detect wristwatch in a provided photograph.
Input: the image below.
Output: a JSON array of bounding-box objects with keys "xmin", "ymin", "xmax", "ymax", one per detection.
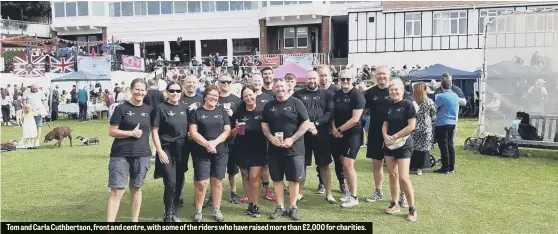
[{"xmin": 337, "ymin": 128, "xmax": 342, "ymax": 133}]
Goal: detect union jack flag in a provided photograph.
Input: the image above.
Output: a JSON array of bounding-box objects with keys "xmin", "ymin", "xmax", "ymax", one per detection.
[
  {"xmin": 12, "ymin": 55, "xmax": 46, "ymax": 77},
  {"xmin": 50, "ymin": 56, "xmax": 76, "ymax": 73}
]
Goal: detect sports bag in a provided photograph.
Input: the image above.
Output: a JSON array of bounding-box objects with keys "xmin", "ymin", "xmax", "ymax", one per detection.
[{"xmin": 478, "ymin": 135, "xmax": 504, "ymax": 156}]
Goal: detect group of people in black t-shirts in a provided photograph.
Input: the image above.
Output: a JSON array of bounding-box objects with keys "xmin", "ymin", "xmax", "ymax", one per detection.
[{"xmin": 106, "ymin": 64, "xmax": 420, "ymax": 223}]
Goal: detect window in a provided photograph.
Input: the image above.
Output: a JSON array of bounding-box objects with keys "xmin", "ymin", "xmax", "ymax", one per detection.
[
  {"xmin": 479, "ymin": 9, "xmax": 514, "ymax": 33},
  {"xmin": 233, "ymin": 39, "xmax": 255, "ymax": 52},
  {"xmin": 161, "ymin": 1, "xmax": 173, "ymax": 14},
  {"xmin": 202, "ymin": 1, "xmax": 215, "ymax": 12},
  {"xmin": 297, "ymin": 27, "xmax": 308, "ymax": 47},
  {"xmin": 527, "ymin": 7, "xmax": 558, "ymax": 32},
  {"xmin": 270, "ymin": 1, "xmax": 283, "ymax": 6},
  {"xmin": 216, "ymin": 1, "xmax": 229, "ymax": 11},
  {"xmin": 175, "ymin": 1, "xmax": 187, "ymax": 13},
  {"xmin": 230, "ymin": 1, "xmax": 243, "ymax": 11},
  {"xmin": 284, "ymin": 28, "xmax": 295, "ymax": 48},
  {"xmin": 92, "ymin": 2, "xmax": 105, "ymax": 16},
  {"xmin": 121, "ymin": 1, "xmax": 134, "ymax": 16},
  {"xmin": 243, "ymin": 1, "xmax": 258, "ymax": 10},
  {"xmin": 433, "ymin": 11, "xmax": 467, "ymax": 35},
  {"xmin": 299, "ymin": 1, "xmax": 312, "ymax": 3},
  {"xmin": 284, "ymin": 1, "xmax": 297, "ymax": 5},
  {"xmin": 188, "ymin": 1, "xmax": 201, "ymax": 12},
  {"xmin": 262, "ymin": 1, "xmax": 267, "ymax": 7},
  {"xmin": 109, "ymin": 2, "xmax": 121, "ymax": 17},
  {"xmin": 77, "ymin": 2, "xmax": 88, "ymax": 16},
  {"xmin": 404, "ymin": 13, "xmax": 421, "ymax": 36},
  {"xmin": 66, "ymin": 2, "xmax": 77, "ymax": 17},
  {"xmin": 134, "ymin": 1, "xmax": 147, "ymax": 15},
  {"xmin": 54, "ymin": 2, "xmax": 65, "ymax": 17},
  {"xmin": 147, "ymin": 1, "xmax": 160, "ymax": 15}
]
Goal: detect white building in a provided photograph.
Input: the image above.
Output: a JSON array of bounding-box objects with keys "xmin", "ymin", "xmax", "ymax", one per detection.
[{"xmin": 348, "ymin": 1, "xmax": 558, "ymax": 71}]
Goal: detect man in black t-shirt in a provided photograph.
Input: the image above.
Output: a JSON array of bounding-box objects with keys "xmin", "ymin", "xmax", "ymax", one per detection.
[
  {"xmin": 217, "ymin": 74, "xmax": 243, "ymax": 204},
  {"xmin": 293, "ymin": 71, "xmax": 336, "ymax": 203},
  {"xmin": 433, "ymin": 73, "xmax": 466, "ymax": 107},
  {"xmin": 316, "ymin": 64, "xmax": 345, "ymax": 195},
  {"xmin": 143, "ymin": 79, "xmax": 166, "ymax": 160},
  {"xmin": 262, "ymin": 78, "xmax": 310, "ymax": 221},
  {"xmin": 181, "ymin": 75, "xmax": 203, "ymax": 111},
  {"xmin": 261, "ymin": 67, "xmax": 275, "ymax": 96}
]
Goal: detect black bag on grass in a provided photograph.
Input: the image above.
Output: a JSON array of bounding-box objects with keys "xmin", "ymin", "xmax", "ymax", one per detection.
[
  {"xmin": 478, "ymin": 136, "xmax": 504, "ymax": 156},
  {"xmin": 501, "ymin": 143, "xmax": 520, "ymax": 158}
]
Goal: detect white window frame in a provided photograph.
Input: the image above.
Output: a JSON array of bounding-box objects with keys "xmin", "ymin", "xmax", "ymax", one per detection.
[
  {"xmin": 296, "ymin": 27, "xmax": 308, "ymax": 48},
  {"xmin": 433, "ymin": 10, "xmax": 467, "ymax": 36},
  {"xmin": 479, "ymin": 8, "xmax": 514, "ymax": 34},
  {"xmin": 284, "ymin": 27, "xmax": 296, "ymax": 49},
  {"xmin": 404, "ymin": 12, "xmax": 421, "ymax": 37},
  {"xmin": 526, "ymin": 7, "xmax": 558, "ymax": 32}
]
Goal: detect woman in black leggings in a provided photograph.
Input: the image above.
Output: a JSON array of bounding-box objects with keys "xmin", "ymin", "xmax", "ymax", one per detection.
[
  {"xmin": 152, "ymin": 81, "xmax": 190, "ymax": 222},
  {"xmin": 1, "ymin": 89, "xmax": 11, "ymax": 125}
]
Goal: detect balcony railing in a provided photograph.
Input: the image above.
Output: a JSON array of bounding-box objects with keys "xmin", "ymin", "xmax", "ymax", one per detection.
[
  {"xmin": 261, "ymin": 52, "xmax": 329, "ymax": 66},
  {"xmin": 1, "ymin": 19, "xmax": 51, "ymax": 38}
]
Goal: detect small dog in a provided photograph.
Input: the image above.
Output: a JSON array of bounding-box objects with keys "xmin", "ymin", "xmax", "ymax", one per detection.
[
  {"xmin": 76, "ymin": 136, "xmax": 100, "ymax": 145},
  {"xmin": 44, "ymin": 126, "xmax": 73, "ymax": 148}
]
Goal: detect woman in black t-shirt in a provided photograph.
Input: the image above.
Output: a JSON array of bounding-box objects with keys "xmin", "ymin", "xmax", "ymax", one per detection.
[
  {"xmin": 107, "ymin": 78, "xmax": 151, "ymax": 222},
  {"xmin": 188, "ymin": 85, "xmax": 231, "ymax": 222},
  {"xmin": 382, "ymin": 79, "xmax": 417, "ymax": 222},
  {"xmin": 230, "ymin": 85, "xmax": 268, "ymax": 217},
  {"xmin": 152, "ymin": 81, "xmax": 190, "ymax": 222}
]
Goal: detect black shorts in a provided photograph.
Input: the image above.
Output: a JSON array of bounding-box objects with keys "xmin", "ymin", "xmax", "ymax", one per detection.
[
  {"xmin": 235, "ymin": 152, "xmax": 267, "ymax": 170},
  {"xmin": 192, "ymin": 152, "xmax": 229, "ymax": 181},
  {"xmin": 366, "ymin": 122, "xmax": 385, "ymax": 160},
  {"xmin": 268, "ymin": 154, "xmax": 305, "ymax": 182},
  {"xmin": 331, "ymin": 130, "xmax": 362, "ymax": 160},
  {"xmin": 108, "ymin": 156, "xmax": 151, "ymax": 189},
  {"xmin": 304, "ymin": 131, "xmax": 333, "ymax": 167},
  {"xmin": 384, "ymin": 147, "xmax": 412, "ymax": 159},
  {"xmin": 227, "ymin": 142, "xmax": 240, "ymax": 175}
]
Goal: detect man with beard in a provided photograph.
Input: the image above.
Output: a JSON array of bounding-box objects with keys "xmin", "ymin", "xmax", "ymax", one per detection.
[
  {"xmin": 363, "ymin": 65, "xmax": 414, "ymax": 207},
  {"xmin": 217, "ymin": 74, "xmax": 243, "ymax": 204},
  {"xmin": 261, "ymin": 67, "xmax": 275, "ymax": 96},
  {"xmin": 293, "ymin": 71, "xmax": 336, "ymax": 203},
  {"xmin": 316, "ymin": 65, "xmax": 347, "ymax": 195},
  {"xmin": 262, "ymin": 78, "xmax": 309, "ymax": 220}
]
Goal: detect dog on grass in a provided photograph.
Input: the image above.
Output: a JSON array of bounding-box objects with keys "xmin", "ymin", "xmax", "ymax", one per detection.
[
  {"xmin": 44, "ymin": 126, "xmax": 73, "ymax": 148},
  {"xmin": 76, "ymin": 136, "xmax": 100, "ymax": 145}
]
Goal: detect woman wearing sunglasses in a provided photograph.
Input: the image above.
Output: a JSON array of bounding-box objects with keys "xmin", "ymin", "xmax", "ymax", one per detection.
[
  {"xmin": 331, "ymin": 70, "xmax": 366, "ymax": 209},
  {"xmin": 189, "ymin": 84, "xmax": 231, "ymax": 222},
  {"xmin": 151, "ymin": 81, "xmax": 190, "ymax": 222},
  {"xmin": 382, "ymin": 79, "xmax": 417, "ymax": 222}
]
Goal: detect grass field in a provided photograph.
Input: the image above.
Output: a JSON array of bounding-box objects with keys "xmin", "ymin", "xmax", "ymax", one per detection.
[{"xmin": 1, "ymin": 118, "xmax": 557, "ymax": 233}]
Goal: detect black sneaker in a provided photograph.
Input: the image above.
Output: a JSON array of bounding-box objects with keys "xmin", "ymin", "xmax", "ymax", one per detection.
[
  {"xmin": 163, "ymin": 214, "xmax": 173, "ymax": 222},
  {"xmin": 230, "ymin": 192, "xmax": 241, "ymax": 204},
  {"xmin": 245, "ymin": 203, "xmax": 254, "ymax": 216},
  {"xmin": 315, "ymin": 184, "xmax": 325, "ymax": 194},
  {"xmin": 203, "ymin": 194, "xmax": 213, "ymax": 208},
  {"xmin": 289, "ymin": 206, "xmax": 301, "ymax": 221},
  {"xmin": 251, "ymin": 205, "xmax": 262, "ymax": 218},
  {"xmin": 269, "ymin": 206, "xmax": 286, "ymax": 219}
]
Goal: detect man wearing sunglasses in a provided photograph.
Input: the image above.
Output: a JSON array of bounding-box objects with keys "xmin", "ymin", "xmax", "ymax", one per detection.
[{"xmin": 217, "ymin": 74, "xmax": 243, "ymax": 205}]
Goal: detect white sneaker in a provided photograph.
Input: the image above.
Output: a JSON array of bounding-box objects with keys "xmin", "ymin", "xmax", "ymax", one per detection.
[
  {"xmin": 340, "ymin": 194, "xmax": 351, "ymax": 203},
  {"xmin": 340, "ymin": 197, "xmax": 359, "ymax": 208}
]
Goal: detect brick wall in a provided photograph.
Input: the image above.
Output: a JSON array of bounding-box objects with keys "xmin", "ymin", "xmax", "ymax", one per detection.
[
  {"xmin": 259, "ymin": 19, "xmax": 268, "ymax": 54},
  {"xmin": 321, "ymin": 16, "xmax": 330, "ymax": 54}
]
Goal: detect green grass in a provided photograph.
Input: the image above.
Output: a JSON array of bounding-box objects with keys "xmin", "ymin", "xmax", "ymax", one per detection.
[{"xmin": 1, "ymin": 119, "xmax": 557, "ymax": 233}]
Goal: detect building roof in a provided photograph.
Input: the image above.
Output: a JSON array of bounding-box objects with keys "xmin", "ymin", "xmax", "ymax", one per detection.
[{"xmin": 381, "ymin": 1, "xmax": 525, "ymax": 10}]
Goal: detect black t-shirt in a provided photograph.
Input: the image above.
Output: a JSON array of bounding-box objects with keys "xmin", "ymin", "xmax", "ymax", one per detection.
[
  {"xmin": 262, "ymin": 97, "xmax": 309, "ymax": 157},
  {"xmin": 144, "ymin": 89, "xmax": 165, "ymax": 108},
  {"xmin": 256, "ymin": 92, "xmax": 273, "ymax": 106},
  {"xmin": 231, "ymin": 106, "xmax": 267, "ymax": 156},
  {"xmin": 262, "ymin": 87, "xmax": 274, "ymax": 97},
  {"xmin": 385, "ymin": 99, "xmax": 417, "ymax": 149},
  {"xmin": 326, "ymin": 84, "xmax": 341, "ymax": 93},
  {"xmin": 293, "ymin": 88, "xmax": 334, "ymax": 126},
  {"xmin": 109, "ymin": 101, "xmax": 153, "ymax": 157},
  {"xmin": 333, "ymin": 87, "xmax": 366, "ymax": 134},
  {"xmin": 364, "ymin": 86, "xmax": 414, "ymax": 124},
  {"xmin": 218, "ymin": 94, "xmax": 242, "ymax": 118},
  {"xmin": 152, "ymin": 102, "xmax": 189, "ymax": 144},
  {"xmin": 181, "ymin": 94, "xmax": 203, "ymax": 113},
  {"xmin": 188, "ymin": 107, "xmax": 231, "ymax": 154}
]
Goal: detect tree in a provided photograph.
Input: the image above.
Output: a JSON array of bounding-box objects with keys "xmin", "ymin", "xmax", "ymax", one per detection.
[{"xmin": 1, "ymin": 1, "xmax": 51, "ymax": 21}]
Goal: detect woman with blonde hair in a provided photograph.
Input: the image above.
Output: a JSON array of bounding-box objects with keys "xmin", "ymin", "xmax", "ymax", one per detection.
[{"xmin": 410, "ymin": 82, "xmax": 436, "ymax": 175}]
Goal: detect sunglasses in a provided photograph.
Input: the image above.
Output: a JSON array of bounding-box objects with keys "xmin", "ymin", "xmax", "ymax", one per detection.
[
  {"xmin": 219, "ymin": 80, "xmax": 232, "ymax": 84},
  {"xmin": 167, "ymin": 89, "xmax": 181, "ymax": 93},
  {"xmin": 340, "ymin": 78, "xmax": 352, "ymax": 82}
]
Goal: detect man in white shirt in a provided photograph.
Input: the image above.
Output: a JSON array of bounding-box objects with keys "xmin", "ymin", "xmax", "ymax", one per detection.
[{"xmin": 23, "ymin": 83, "xmax": 49, "ymax": 147}]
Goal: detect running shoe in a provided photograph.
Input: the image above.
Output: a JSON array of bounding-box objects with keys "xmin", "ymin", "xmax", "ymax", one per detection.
[
  {"xmin": 315, "ymin": 184, "xmax": 325, "ymax": 194},
  {"xmin": 340, "ymin": 196, "xmax": 359, "ymax": 208},
  {"xmin": 366, "ymin": 189, "xmax": 383, "ymax": 202},
  {"xmin": 213, "ymin": 209, "xmax": 224, "ymax": 222},
  {"xmin": 269, "ymin": 205, "xmax": 286, "ymax": 220},
  {"xmin": 230, "ymin": 192, "xmax": 241, "ymax": 204},
  {"xmin": 384, "ymin": 201, "xmax": 401, "ymax": 214}
]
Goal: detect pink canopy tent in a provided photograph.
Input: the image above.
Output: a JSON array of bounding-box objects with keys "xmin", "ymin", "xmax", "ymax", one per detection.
[{"xmin": 273, "ymin": 63, "xmax": 309, "ymax": 83}]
